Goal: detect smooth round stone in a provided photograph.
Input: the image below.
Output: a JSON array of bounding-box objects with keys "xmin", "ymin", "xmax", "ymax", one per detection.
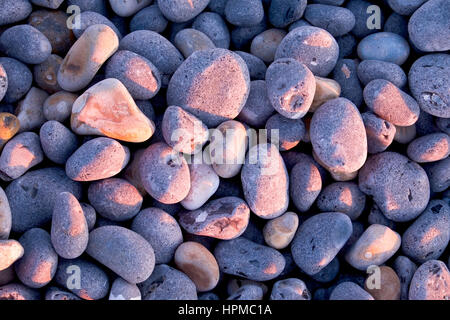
[
  {"xmin": 227, "ymin": 285, "xmax": 263, "ymax": 300},
  {"xmin": 394, "ymin": 124, "xmax": 416, "ymax": 144},
  {"xmin": 119, "ymin": 30, "xmax": 184, "ymax": 86},
  {"xmin": 0, "ymin": 240, "xmax": 23, "ymax": 271},
  {"xmin": 275, "ymin": 26, "xmax": 339, "ymax": 77},
  {"xmin": 138, "ymin": 264, "xmax": 197, "ymax": 300},
  {"xmin": 290, "ymin": 155, "xmax": 322, "ymax": 212},
  {"xmin": 231, "ymin": 18, "xmax": 268, "ymax": 50},
  {"xmin": 408, "ymin": 0, "xmax": 450, "ymax": 52},
  {"xmin": 409, "ymin": 260, "xmax": 450, "ymax": 300},
  {"xmin": 131, "ymin": 5, "xmax": 168, "ymax": 33},
  {"xmin": 304, "ymin": 4, "xmax": 355, "ymax": 37},
  {"xmin": 402, "ymin": 200, "xmax": 450, "ymax": 264},
  {"xmin": 345, "ymin": 0, "xmax": 385, "ymax": 38},
  {"xmin": 131, "ymin": 208, "xmax": 183, "ymax": 264},
  {"xmin": 358, "ymin": 32, "xmax": 410, "ymax": 65},
  {"xmin": 123, "ymin": 148, "xmax": 148, "ymax": 196},
  {"xmin": 15, "ymin": 228, "xmax": 58, "ymax": 288},
  {"xmin": 209, "ymin": 120, "xmax": 247, "ymax": 178},
  {"xmin": 332, "ymin": 59, "xmax": 363, "ymax": 106},
  {"xmin": 346, "ymin": 224, "xmax": 401, "ymax": 271},
  {"xmin": 364, "ymin": 79, "xmax": 420, "ymax": 127},
  {"xmin": 364, "ymin": 266, "xmax": 401, "ymax": 300},
  {"xmin": 0, "ymin": 0, "xmax": 32, "ymax": 26},
  {"xmin": 394, "ymin": 256, "xmax": 417, "ymax": 300},
  {"xmin": 180, "ymin": 197, "xmax": 250, "ymax": 240},
  {"xmin": 0, "ymin": 283, "xmax": 40, "ymax": 300},
  {"xmin": 58, "ymin": 24, "xmax": 119, "ymax": 92},
  {"xmin": 310, "ymin": 76, "xmax": 341, "ymax": 112},
  {"xmin": 266, "ymin": 58, "xmax": 315, "ymax": 119},
  {"xmin": 81, "ymin": 203, "xmax": 96, "ymax": 231},
  {"xmin": 424, "ymin": 157, "xmax": 450, "ymax": 193},
  {"xmin": 270, "ymin": 278, "xmax": 310, "ymax": 300},
  {"xmin": 250, "ymin": 29, "xmax": 286, "ymax": 63},
  {"xmin": 109, "ymin": 0, "xmax": 152, "ymax": 17},
  {"xmin": 362, "ymin": 112, "xmax": 396, "ymax": 154},
  {"xmin": 0, "ymin": 64, "xmax": 6, "ymax": 102},
  {"xmin": 105, "ymin": 50, "xmax": 161, "ymax": 100},
  {"xmin": 0, "ymin": 132, "xmax": 43, "ymax": 181},
  {"xmin": 317, "ymin": 182, "xmax": 366, "ymax": 221},
  {"xmin": 181, "ymin": 164, "xmax": 219, "ymax": 211},
  {"xmin": 311, "ymin": 257, "xmax": 340, "ymax": 283},
  {"xmin": 175, "ymin": 242, "xmax": 220, "ymax": 292},
  {"xmin": 409, "ymin": 54, "xmax": 450, "ymax": 118},
  {"xmin": 86, "ymin": 226, "xmax": 155, "ymax": 284},
  {"xmin": 0, "ymin": 58, "xmax": 32, "ymax": 104},
  {"xmin": 358, "ymin": 152, "xmax": 430, "ymax": 222},
  {"xmin": 158, "ymin": 0, "xmax": 209, "ymax": 22},
  {"xmin": 407, "ymin": 133, "xmax": 450, "ymax": 163},
  {"xmin": 387, "ymin": 0, "xmax": 427, "ymax": 16},
  {"xmin": 0, "ymin": 187, "xmax": 11, "ymax": 240},
  {"xmin": 0, "ymin": 113, "xmax": 19, "ymax": 150},
  {"xmin": 162, "ymin": 106, "xmax": 209, "ymax": 155},
  {"xmin": 71, "ymin": 79, "xmax": 155, "ymax": 143},
  {"xmin": 109, "ymin": 278, "xmax": 141, "ymax": 300},
  {"xmin": 357, "ymin": 60, "xmax": 407, "ymax": 88},
  {"xmin": 237, "ymin": 80, "xmax": 273, "ymax": 128},
  {"xmin": 193, "ymin": 12, "xmax": 230, "ymax": 49},
  {"xmin": 51, "ymin": 192, "xmax": 88, "ymax": 259},
  {"xmin": 311, "ymin": 97, "xmax": 367, "ymax": 176},
  {"xmin": 72, "ymin": 11, "xmax": 122, "ymax": 39},
  {"xmin": 269, "ymin": 0, "xmax": 307, "ymax": 28},
  {"xmin": 88, "ymin": 178, "xmax": 142, "ymax": 221},
  {"xmin": 40, "ymin": 121, "xmax": 78, "ymax": 165},
  {"xmin": 16, "ymin": 87, "xmax": 48, "ymax": 133},
  {"xmin": 236, "ymin": 52, "xmax": 267, "ymax": 81},
  {"xmin": 45, "ymin": 287, "xmax": 81, "ymax": 300},
  {"xmin": 55, "ymin": 258, "xmax": 109, "ymax": 300},
  {"xmin": 291, "ymin": 212, "xmax": 352, "ymax": 275},
  {"xmin": 43, "ymin": 91, "xmax": 77, "ymax": 122},
  {"xmin": 224, "ymin": 0, "xmax": 264, "ymax": 27},
  {"xmin": 265, "ymin": 114, "xmax": 305, "ymax": 151},
  {"xmin": 33, "ymin": 54, "xmax": 62, "ymax": 94},
  {"xmin": 0, "ymin": 25, "xmax": 51, "ymax": 65},
  {"xmin": 139, "ymin": 142, "xmax": 190, "ymax": 204},
  {"xmin": 167, "ymin": 48, "xmax": 250, "ymax": 127},
  {"xmin": 174, "ymin": 29, "xmax": 216, "ymax": 58},
  {"xmin": 330, "ymin": 282, "xmax": 374, "ymax": 300},
  {"xmin": 263, "ymin": 212, "xmax": 299, "ymax": 249},
  {"xmin": 66, "ymin": 137, "xmax": 130, "ymax": 182},
  {"xmin": 6, "ymin": 167, "xmax": 82, "ymax": 233},
  {"xmin": 214, "ymin": 237, "xmax": 285, "ymax": 281},
  {"xmin": 241, "ymin": 144, "xmax": 289, "ymax": 219}
]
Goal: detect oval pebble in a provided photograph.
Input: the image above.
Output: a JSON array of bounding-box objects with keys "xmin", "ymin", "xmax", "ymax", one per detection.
[
  {"xmin": 304, "ymin": 4, "xmax": 355, "ymax": 37},
  {"xmin": 0, "ymin": 57, "xmax": 32, "ymax": 103},
  {"xmin": 157, "ymin": 0, "xmax": 210, "ymax": 23},
  {"xmin": 225, "ymin": 0, "xmax": 264, "ymax": 27},
  {"xmin": 269, "ymin": 0, "xmax": 307, "ymax": 28},
  {"xmin": 181, "ymin": 164, "xmax": 220, "ymax": 211},
  {"xmin": 33, "ymin": 54, "xmax": 63, "ymax": 94},
  {"xmin": 193, "ymin": 12, "xmax": 230, "ymax": 49},
  {"xmin": 130, "ymin": 5, "xmax": 168, "ymax": 34},
  {"xmin": 357, "ymin": 32, "xmax": 410, "ymax": 65},
  {"xmin": 174, "ymin": 28, "xmax": 216, "ymax": 58},
  {"xmin": 43, "ymin": 91, "xmax": 77, "ymax": 123},
  {"xmin": 364, "ymin": 266, "xmax": 401, "ymax": 300},
  {"xmin": 250, "ymin": 29, "xmax": 286, "ymax": 63},
  {"xmin": 109, "ymin": 0, "xmax": 152, "ymax": 17},
  {"xmin": 310, "ymin": 76, "xmax": 341, "ymax": 112},
  {"xmin": 109, "ymin": 277, "xmax": 141, "ymax": 300},
  {"xmin": 16, "ymin": 87, "xmax": 48, "ymax": 133},
  {"xmin": 237, "ymin": 80, "xmax": 274, "ymax": 127},
  {"xmin": 332, "ymin": 58, "xmax": 363, "ymax": 107},
  {"xmin": 409, "ymin": 260, "xmax": 450, "ymax": 300},
  {"xmin": 357, "ymin": 60, "xmax": 407, "ymax": 88},
  {"xmin": 263, "ymin": 211, "xmax": 299, "ymax": 249},
  {"xmin": 0, "ymin": 283, "xmax": 40, "ymax": 300},
  {"xmin": 270, "ymin": 278, "xmax": 310, "ymax": 300},
  {"xmin": 72, "ymin": 11, "xmax": 122, "ymax": 39},
  {"xmin": 0, "ymin": 240, "xmax": 24, "ymax": 271},
  {"xmin": 40, "ymin": 121, "xmax": 78, "ymax": 165},
  {"xmin": 424, "ymin": 157, "xmax": 450, "ymax": 193},
  {"xmin": 0, "ymin": 0, "xmax": 32, "ymax": 26},
  {"xmin": 265, "ymin": 114, "xmax": 305, "ymax": 151},
  {"xmin": 361, "ymin": 112, "xmax": 396, "ymax": 154},
  {"xmin": 407, "ymin": 133, "xmax": 450, "ymax": 163}
]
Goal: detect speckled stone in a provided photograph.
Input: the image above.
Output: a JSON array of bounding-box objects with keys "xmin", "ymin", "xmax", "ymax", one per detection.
[
  {"xmin": 40, "ymin": 121, "xmax": 78, "ymax": 165},
  {"xmin": 357, "ymin": 60, "xmax": 407, "ymax": 88},
  {"xmin": 0, "ymin": 0, "xmax": 32, "ymax": 26},
  {"xmin": 193, "ymin": 12, "xmax": 230, "ymax": 49},
  {"xmin": 0, "ymin": 240, "xmax": 23, "ymax": 271},
  {"xmin": 423, "ymin": 157, "xmax": 450, "ymax": 193},
  {"xmin": 362, "ymin": 112, "xmax": 396, "ymax": 154},
  {"xmin": 0, "ymin": 58, "xmax": 32, "ymax": 103},
  {"xmin": 409, "ymin": 260, "xmax": 450, "ymax": 300},
  {"xmin": 109, "ymin": 278, "xmax": 141, "ymax": 300},
  {"xmin": 265, "ymin": 114, "xmax": 305, "ymax": 151},
  {"xmin": 225, "ymin": 0, "xmax": 264, "ymax": 27},
  {"xmin": 407, "ymin": 133, "xmax": 450, "ymax": 163},
  {"xmin": 237, "ymin": 80, "xmax": 274, "ymax": 128},
  {"xmin": 130, "ymin": 5, "xmax": 168, "ymax": 34},
  {"xmin": 0, "ymin": 283, "xmax": 40, "ymax": 300},
  {"xmin": 304, "ymin": 4, "xmax": 355, "ymax": 37},
  {"xmin": 263, "ymin": 212, "xmax": 299, "ymax": 249},
  {"xmin": 157, "ymin": 0, "xmax": 210, "ymax": 23},
  {"xmin": 394, "ymin": 256, "xmax": 417, "ymax": 300},
  {"xmin": 332, "ymin": 59, "xmax": 363, "ymax": 106},
  {"xmin": 270, "ymin": 278, "xmax": 310, "ymax": 300},
  {"xmin": 235, "ymin": 52, "xmax": 267, "ymax": 81},
  {"xmin": 16, "ymin": 87, "xmax": 48, "ymax": 133},
  {"xmin": 290, "ymin": 154, "xmax": 322, "ymax": 212},
  {"xmin": 81, "ymin": 203, "xmax": 96, "ymax": 231},
  {"xmin": 174, "ymin": 28, "xmax": 216, "ymax": 58}
]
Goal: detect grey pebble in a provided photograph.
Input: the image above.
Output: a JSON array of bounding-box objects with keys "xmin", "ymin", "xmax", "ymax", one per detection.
[
  {"xmin": 358, "ymin": 32, "xmax": 410, "ymax": 65},
  {"xmin": 265, "ymin": 113, "xmax": 305, "ymax": 151},
  {"xmin": 237, "ymin": 80, "xmax": 274, "ymax": 128},
  {"xmin": 130, "ymin": 5, "xmax": 168, "ymax": 34},
  {"xmin": 304, "ymin": 4, "xmax": 355, "ymax": 37},
  {"xmin": 0, "ymin": 283, "xmax": 40, "ymax": 300},
  {"xmin": 290, "ymin": 154, "xmax": 322, "ymax": 212},
  {"xmin": 225, "ymin": 0, "xmax": 264, "ymax": 27},
  {"xmin": 0, "ymin": 57, "xmax": 32, "ymax": 103},
  {"xmin": 81, "ymin": 202, "xmax": 96, "ymax": 231},
  {"xmin": 231, "ymin": 17, "xmax": 267, "ymax": 50},
  {"xmin": 269, "ymin": 0, "xmax": 308, "ymax": 28},
  {"xmin": 384, "ymin": 12, "xmax": 408, "ymax": 39},
  {"xmin": 270, "ymin": 278, "xmax": 310, "ymax": 300},
  {"xmin": 157, "ymin": 0, "xmax": 210, "ymax": 23},
  {"xmin": 0, "ymin": 0, "xmax": 32, "ymax": 26},
  {"xmin": 407, "ymin": 133, "xmax": 450, "ymax": 163},
  {"xmin": 361, "ymin": 112, "xmax": 396, "ymax": 154},
  {"xmin": 393, "ymin": 256, "xmax": 417, "ymax": 300},
  {"xmin": 73, "ymin": 11, "xmax": 122, "ymax": 39},
  {"xmin": 40, "ymin": 121, "xmax": 78, "ymax": 165},
  {"xmin": 332, "ymin": 59, "xmax": 363, "ymax": 107},
  {"xmin": 330, "ymin": 282, "xmax": 374, "ymax": 300},
  {"xmin": 173, "ymin": 28, "xmax": 216, "ymax": 58},
  {"xmin": 235, "ymin": 52, "xmax": 267, "ymax": 81},
  {"xmin": 336, "ymin": 33, "xmax": 357, "ymax": 59},
  {"xmin": 387, "ymin": 0, "xmax": 428, "ymax": 16},
  {"xmin": 193, "ymin": 12, "xmax": 230, "ymax": 49},
  {"xmin": 423, "ymin": 157, "xmax": 450, "ymax": 193},
  {"xmin": 357, "ymin": 60, "xmax": 407, "ymax": 88}
]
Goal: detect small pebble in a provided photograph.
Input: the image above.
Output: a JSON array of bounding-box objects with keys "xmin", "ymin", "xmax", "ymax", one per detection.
[
  {"xmin": 237, "ymin": 80, "xmax": 273, "ymax": 128},
  {"xmin": 130, "ymin": 5, "xmax": 168, "ymax": 34},
  {"xmin": 193, "ymin": 12, "xmax": 230, "ymax": 49},
  {"xmin": 357, "ymin": 60, "xmax": 407, "ymax": 88},
  {"xmin": 33, "ymin": 54, "xmax": 63, "ymax": 94},
  {"xmin": 250, "ymin": 29, "xmax": 286, "ymax": 63},
  {"xmin": 0, "ymin": 0, "xmax": 32, "ymax": 26},
  {"xmin": 181, "ymin": 164, "xmax": 220, "ymax": 210},
  {"xmin": 304, "ymin": 4, "xmax": 356, "ymax": 37},
  {"xmin": 16, "ymin": 87, "xmax": 48, "ymax": 132},
  {"xmin": 0, "ymin": 58, "xmax": 32, "ymax": 103},
  {"xmin": 394, "ymin": 256, "xmax": 417, "ymax": 300},
  {"xmin": 364, "ymin": 266, "xmax": 401, "ymax": 300},
  {"xmin": 72, "ymin": 11, "xmax": 122, "ymax": 39},
  {"xmin": 357, "ymin": 32, "xmax": 410, "ymax": 65},
  {"xmin": 362, "ymin": 112, "xmax": 396, "ymax": 154},
  {"xmin": 263, "ymin": 211, "xmax": 299, "ymax": 249},
  {"xmin": 332, "ymin": 58, "xmax": 363, "ymax": 106},
  {"xmin": 265, "ymin": 114, "xmax": 305, "ymax": 151},
  {"xmin": 409, "ymin": 260, "xmax": 450, "ymax": 300},
  {"xmin": 109, "ymin": 0, "xmax": 152, "ymax": 17},
  {"xmin": 423, "ymin": 157, "xmax": 450, "ymax": 193},
  {"xmin": 270, "ymin": 278, "xmax": 310, "ymax": 300},
  {"xmin": 290, "ymin": 154, "xmax": 322, "ymax": 212},
  {"xmin": 269, "ymin": 0, "xmax": 307, "ymax": 28},
  {"xmin": 43, "ymin": 91, "xmax": 77, "ymax": 123},
  {"xmin": 157, "ymin": 0, "xmax": 210, "ymax": 23},
  {"xmin": 407, "ymin": 133, "xmax": 450, "ymax": 163},
  {"xmin": 0, "ymin": 240, "xmax": 24, "ymax": 271},
  {"xmin": 109, "ymin": 278, "xmax": 141, "ymax": 300},
  {"xmin": 225, "ymin": 0, "xmax": 264, "ymax": 27},
  {"xmin": 39, "ymin": 121, "xmax": 79, "ymax": 165},
  {"xmin": 330, "ymin": 282, "xmax": 374, "ymax": 300},
  {"xmin": 174, "ymin": 29, "xmax": 216, "ymax": 58},
  {"xmin": 310, "ymin": 76, "xmax": 341, "ymax": 112}
]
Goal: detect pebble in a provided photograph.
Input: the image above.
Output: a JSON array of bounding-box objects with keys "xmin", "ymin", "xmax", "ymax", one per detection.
[
  {"xmin": 0, "ymin": 283, "xmax": 40, "ymax": 300},
  {"xmin": 387, "ymin": 0, "xmax": 427, "ymax": 16},
  {"xmin": 15, "ymin": 228, "xmax": 58, "ymax": 288},
  {"xmin": 330, "ymin": 282, "xmax": 374, "ymax": 300},
  {"xmin": 175, "ymin": 241, "xmax": 220, "ymax": 292},
  {"xmin": 227, "ymin": 284, "xmax": 263, "ymax": 300},
  {"xmin": 269, "ymin": 0, "xmax": 308, "ymax": 28},
  {"xmin": 362, "ymin": 112, "xmax": 396, "ymax": 154},
  {"xmin": 332, "ymin": 59, "xmax": 363, "ymax": 106},
  {"xmin": 364, "ymin": 266, "xmax": 401, "ymax": 300},
  {"xmin": 394, "ymin": 124, "xmax": 416, "ymax": 144},
  {"xmin": 138, "ymin": 142, "xmax": 190, "ymax": 204},
  {"xmin": 423, "ymin": 157, "xmax": 450, "ymax": 193},
  {"xmin": 40, "ymin": 121, "xmax": 78, "ymax": 165},
  {"xmin": 0, "ymin": 0, "xmax": 32, "ymax": 26},
  {"xmin": 436, "ymin": 118, "xmax": 450, "ymax": 135},
  {"xmin": 0, "ymin": 132, "xmax": 44, "ymax": 181},
  {"xmin": 167, "ymin": 48, "xmax": 250, "ymax": 127},
  {"xmin": 291, "ymin": 212, "xmax": 352, "ymax": 275},
  {"xmin": 86, "ymin": 226, "xmax": 155, "ymax": 284},
  {"xmin": 227, "ymin": 279, "xmax": 268, "ymax": 296},
  {"xmin": 0, "ymin": 25, "xmax": 52, "ymax": 65},
  {"xmin": 0, "ymin": 240, "xmax": 24, "ymax": 271},
  {"xmin": 0, "ymin": 187, "xmax": 11, "ymax": 240},
  {"xmin": 358, "ymin": 32, "xmax": 410, "ymax": 65},
  {"xmin": 45, "ymin": 287, "xmax": 81, "ymax": 300},
  {"xmin": 109, "ymin": 0, "xmax": 152, "ymax": 17},
  {"xmin": 6, "ymin": 167, "xmax": 82, "ymax": 233},
  {"xmin": 30, "ymin": 0, "xmax": 64, "ymax": 9},
  {"xmin": 0, "ymin": 64, "xmax": 6, "ymax": 102},
  {"xmin": 179, "ymin": 196, "xmax": 250, "ymax": 240},
  {"xmin": 225, "ymin": 0, "xmax": 264, "ymax": 27},
  {"xmin": 359, "ymin": 152, "xmax": 430, "ymax": 222},
  {"xmin": 157, "ymin": 0, "xmax": 209, "ymax": 23},
  {"xmin": 130, "ymin": 5, "xmax": 168, "ymax": 34},
  {"xmin": 266, "ymin": 58, "xmax": 316, "ymax": 119},
  {"xmin": 131, "ymin": 207, "xmax": 183, "ymax": 264},
  {"xmin": 275, "ymin": 26, "xmax": 339, "ymax": 77},
  {"xmin": 250, "ymin": 29, "xmax": 286, "ymax": 63},
  {"xmin": 0, "ymin": 58, "xmax": 32, "ymax": 103},
  {"xmin": 15, "ymin": 87, "xmax": 47, "ymax": 133},
  {"xmin": 241, "ymin": 144, "xmax": 289, "ymax": 219},
  {"xmin": 33, "ymin": 54, "xmax": 63, "ymax": 94},
  {"xmin": 402, "ymin": 200, "xmax": 450, "ymax": 264},
  {"xmin": 394, "ymin": 256, "xmax": 417, "ymax": 300},
  {"xmin": 310, "ymin": 76, "xmax": 341, "ymax": 112},
  {"xmin": 409, "ymin": 260, "xmax": 450, "ymax": 300},
  {"xmin": 408, "ymin": 0, "xmax": 450, "ymax": 52},
  {"xmin": 57, "ymin": 24, "xmax": 119, "ymax": 92},
  {"xmin": 67, "ymin": 0, "xmax": 108, "ymax": 15},
  {"xmin": 51, "ymin": 192, "xmax": 89, "ymax": 259},
  {"xmin": 304, "ymin": 4, "xmax": 355, "ymax": 37},
  {"xmin": 72, "ymin": 11, "xmax": 122, "ymax": 39},
  {"xmin": 357, "ymin": 60, "xmax": 407, "ymax": 88},
  {"xmin": 407, "ymin": 133, "xmax": 450, "ymax": 163},
  {"xmin": 270, "ymin": 278, "xmax": 310, "ymax": 300},
  {"xmin": 214, "ymin": 237, "xmax": 285, "ymax": 281},
  {"xmin": 181, "ymin": 164, "xmax": 220, "ymax": 210},
  {"xmin": 43, "ymin": 91, "xmax": 77, "ymax": 123},
  {"xmin": 231, "ymin": 18, "xmax": 268, "ymax": 50},
  {"xmin": 66, "ymin": 137, "xmax": 130, "ymax": 182},
  {"xmin": 109, "ymin": 278, "xmax": 141, "ymax": 300},
  {"xmin": 263, "ymin": 212, "xmax": 299, "ymax": 249},
  {"xmin": 193, "ymin": 12, "xmax": 230, "ymax": 49},
  {"xmin": 345, "ymin": 224, "xmax": 401, "ymax": 271},
  {"xmin": 290, "ymin": 154, "xmax": 322, "ymax": 212},
  {"xmin": 384, "ymin": 12, "xmax": 408, "ymax": 39},
  {"xmin": 310, "ymin": 97, "xmax": 367, "ymax": 178},
  {"xmin": 55, "ymin": 258, "xmax": 109, "ymax": 300},
  {"xmin": 81, "ymin": 202, "xmax": 96, "ymax": 231},
  {"xmin": 138, "ymin": 264, "xmax": 197, "ymax": 300},
  {"xmin": 265, "ymin": 114, "xmax": 305, "ymax": 151},
  {"xmin": 311, "ymin": 257, "xmax": 340, "ymax": 283},
  {"xmin": 237, "ymin": 80, "xmax": 273, "ymax": 128}
]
